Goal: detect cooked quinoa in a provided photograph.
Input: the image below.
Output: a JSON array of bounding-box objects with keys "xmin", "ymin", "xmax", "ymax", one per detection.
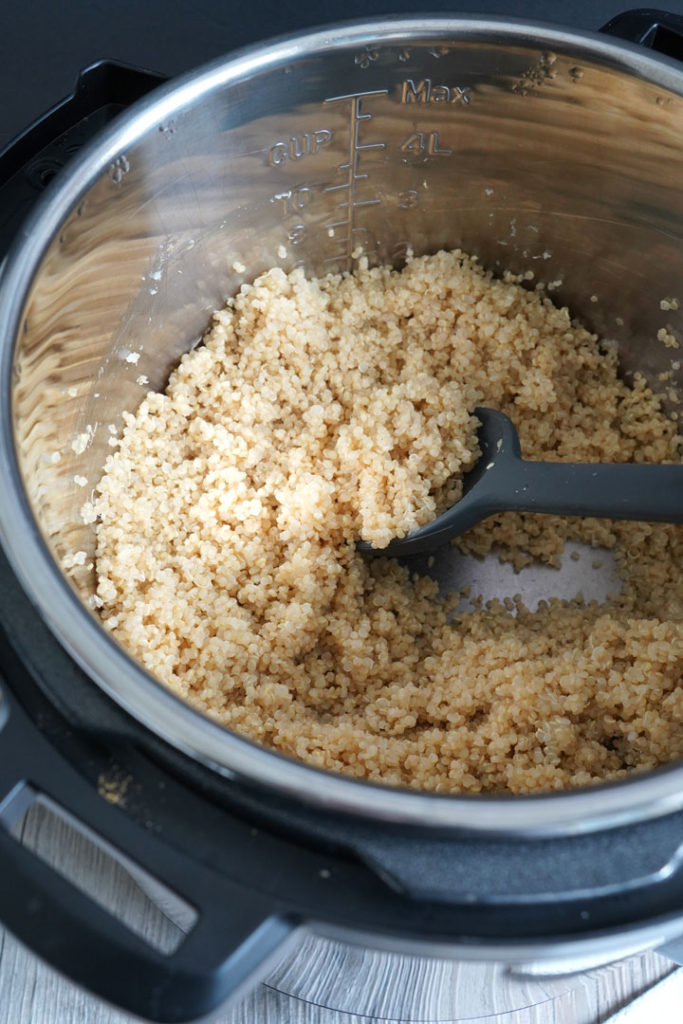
[{"xmin": 91, "ymin": 250, "xmax": 683, "ymax": 794}]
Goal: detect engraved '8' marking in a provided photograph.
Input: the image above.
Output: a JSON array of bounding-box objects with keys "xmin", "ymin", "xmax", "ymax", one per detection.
[
  {"xmin": 288, "ymin": 224, "xmax": 307, "ymax": 245},
  {"xmin": 398, "ymin": 190, "xmax": 419, "ymax": 209}
]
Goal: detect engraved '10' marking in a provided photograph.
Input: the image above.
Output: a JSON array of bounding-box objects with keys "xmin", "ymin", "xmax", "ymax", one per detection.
[
  {"xmin": 271, "ymin": 186, "xmax": 314, "ymax": 215},
  {"xmin": 268, "ymin": 130, "xmax": 333, "ymax": 167},
  {"xmin": 401, "ymin": 79, "xmax": 471, "ymax": 105}
]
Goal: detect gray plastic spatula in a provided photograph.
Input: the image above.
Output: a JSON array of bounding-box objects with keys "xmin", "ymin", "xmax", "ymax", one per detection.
[{"xmin": 359, "ymin": 407, "xmax": 683, "ymax": 557}]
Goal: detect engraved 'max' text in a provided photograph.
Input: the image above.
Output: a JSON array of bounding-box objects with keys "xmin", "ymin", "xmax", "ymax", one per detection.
[{"xmin": 401, "ymin": 79, "xmax": 470, "ymax": 105}]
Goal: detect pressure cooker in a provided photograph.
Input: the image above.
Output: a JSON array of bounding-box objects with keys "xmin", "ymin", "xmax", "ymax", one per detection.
[{"xmin": 1, "ymin": 9, "xmax": 683, "ymax": 1022}]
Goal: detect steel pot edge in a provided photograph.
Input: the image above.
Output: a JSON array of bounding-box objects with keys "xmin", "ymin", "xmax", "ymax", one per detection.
[{"xmin": 1, "ymin": 14, "xmax": 683, "ymax": 837}]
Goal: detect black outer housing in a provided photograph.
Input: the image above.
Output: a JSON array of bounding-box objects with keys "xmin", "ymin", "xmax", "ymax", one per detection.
[{"xmin": 1, "ymin": 13, "xmax": 683, "ymax": 1022}]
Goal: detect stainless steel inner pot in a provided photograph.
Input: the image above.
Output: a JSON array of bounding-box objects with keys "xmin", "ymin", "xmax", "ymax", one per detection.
[{"xmin": 1, "ymin": 16, "xmax": 682, "ymax": 835}]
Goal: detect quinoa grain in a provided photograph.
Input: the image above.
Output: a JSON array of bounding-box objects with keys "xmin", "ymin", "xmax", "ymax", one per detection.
[{"xmin": 92, "ymin": 251, "xmax": 683, "ymax": 794}]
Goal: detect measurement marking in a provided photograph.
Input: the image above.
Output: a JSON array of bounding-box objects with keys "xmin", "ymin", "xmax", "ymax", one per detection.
[
  {"xmin": 334, "ymin": 198, "xmax": 382, "ymax": 211},
  {"xmin": 324, "ymin": 89, "xmax": 388, "ymax": 103},
  {"xmin": 323, "ymin": 90, "xmax": 388, "ymax": 263}
]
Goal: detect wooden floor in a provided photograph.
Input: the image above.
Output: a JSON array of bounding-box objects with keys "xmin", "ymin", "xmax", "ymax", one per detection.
[{"xmin": 0, "ymin": 802, "xmax": 680, "ymax": 1023}]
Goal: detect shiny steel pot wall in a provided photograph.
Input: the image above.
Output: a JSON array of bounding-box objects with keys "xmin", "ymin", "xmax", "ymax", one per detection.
[{"xmin": 1, "ymin": 18, "xmax": 682, "ymax": 833}]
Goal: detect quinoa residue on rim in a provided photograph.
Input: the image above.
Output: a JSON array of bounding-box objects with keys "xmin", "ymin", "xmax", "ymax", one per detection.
[{"xmin": 89, "ymin": 250, "xmax": 683, "ymax": 794}]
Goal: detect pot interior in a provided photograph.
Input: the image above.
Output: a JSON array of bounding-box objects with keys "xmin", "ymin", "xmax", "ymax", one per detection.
[{"xmin": 4, "ymin": 21, "xmax": 683, "ymax": 820}]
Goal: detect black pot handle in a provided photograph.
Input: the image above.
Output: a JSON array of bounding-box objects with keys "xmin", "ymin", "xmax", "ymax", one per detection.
[
  {"xmin": 0, "ymin": 62, "xmax": 293, "ymax": 1020},
  {"xmin": 0, "ymin": 682, "xmax": 297, "ymax": 1023},
  {"xmin": 0, "ymin": 61, "xmax": 168, "ymax": 259},
  {"xmin": 0, "ymin": 60, "xmax": 167, "ymax": 186},
  {"xmin": 600, "ymin": 8, "xmax": 683, "ymax": 59}
]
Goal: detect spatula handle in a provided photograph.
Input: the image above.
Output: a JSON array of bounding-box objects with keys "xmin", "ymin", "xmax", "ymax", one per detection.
[{"xmin": 505, "ymin": 459, "xmax": 683, "ymax": 523}]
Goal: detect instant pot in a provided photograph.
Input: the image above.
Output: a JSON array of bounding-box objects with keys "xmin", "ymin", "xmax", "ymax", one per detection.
[{"xmin": 1, "ymin": 7, "xmax": 683, "ymax": 1022}]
